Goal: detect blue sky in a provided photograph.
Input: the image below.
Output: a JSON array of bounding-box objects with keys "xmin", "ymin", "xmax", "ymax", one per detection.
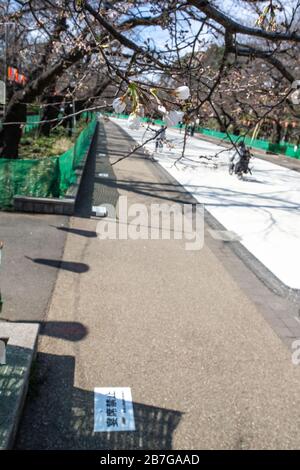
[
  {"xmin": 125, "ymin": 0, "xmax": 299, "ymax": 56},
  {"xmin": 124, "ymin": 0, "xmax": 253, "ymax": 58}
]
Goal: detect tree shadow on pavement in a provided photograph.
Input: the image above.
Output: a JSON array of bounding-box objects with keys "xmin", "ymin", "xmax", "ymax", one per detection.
[
  {"xmin": 98, "ymin": 178, "xmax": 193, "ymax": 205},
  {"xmin": 99, "ymin": 178, "xmax": 300, "ymax": 211},
  {"xmin": 40, "ymin": 321, "xmax": 88, "ymax": 342},
  {"xmin": 13, "ymin": 320, "xmax": 88, "ymax": 342},
  {"xmin": 25, "ymin": 256, "xmax": 89, "ymax": 274},
  {"xmin": 15, "ymin": 352, "xmax": 182, "ymax": 450},
  {"xmin": 53, "ymin": 226, "xmax": 97, "ymax": 238}
]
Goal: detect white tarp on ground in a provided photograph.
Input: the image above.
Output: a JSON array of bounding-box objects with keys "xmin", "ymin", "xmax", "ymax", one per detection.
[{"xmin": 111, "ymin": 118, "xmax": 300, "ymax": 290}]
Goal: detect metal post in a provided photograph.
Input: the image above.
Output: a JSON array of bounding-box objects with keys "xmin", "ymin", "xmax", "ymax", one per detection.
[
  {"xmin": 3, "ymin": 23, "xmax": 7, "ymax": 117},
  {"xmin": 1, "ymin": 22, "xmax": 15, "ymax": 117},
  {"xmin": 0, "ymin": 241, "xmax": 3, "ymax": 313},
  {"xmin": 72, "ymin": 99, "xmax": 76, "ymax": 136}
]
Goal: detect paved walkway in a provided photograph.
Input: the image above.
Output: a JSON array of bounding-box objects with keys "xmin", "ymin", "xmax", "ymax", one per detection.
[
  {"xmin": 0, "ymin": 212, "xmax": 68, "ymax": 322},
  {"xmin": 15, "ymin": 120, "xmax": 300, "ymax": 449}
]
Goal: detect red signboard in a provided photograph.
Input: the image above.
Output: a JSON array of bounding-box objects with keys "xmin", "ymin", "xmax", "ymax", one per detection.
[{"xmin": 7, "ymin": 66, "xmax": 27, "ymax": 85}]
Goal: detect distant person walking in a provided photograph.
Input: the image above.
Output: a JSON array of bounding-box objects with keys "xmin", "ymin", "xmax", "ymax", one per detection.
[
  {"xmin": 155, "ymin": 126, "xmax": 166, "ymax": 151},
  {"xmin": 229, "ymin": 141, "xmax": 251, "ymax": 175}
]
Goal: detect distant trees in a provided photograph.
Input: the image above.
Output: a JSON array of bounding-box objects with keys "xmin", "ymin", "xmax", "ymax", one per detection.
[{"xmin": 186, "ymin": 46, "xmax": 300, "ymax": 143}]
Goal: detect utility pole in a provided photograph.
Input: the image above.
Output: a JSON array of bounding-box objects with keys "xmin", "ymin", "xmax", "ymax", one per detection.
[{"xmin": 1, "ymin": 22, "xmax": 15, "ymax": 117}]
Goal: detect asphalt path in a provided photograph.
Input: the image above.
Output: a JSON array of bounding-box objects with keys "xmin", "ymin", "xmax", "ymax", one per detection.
[{"xmin": 0, "ymin": 212, "xmax": 68, "ymax": 322}]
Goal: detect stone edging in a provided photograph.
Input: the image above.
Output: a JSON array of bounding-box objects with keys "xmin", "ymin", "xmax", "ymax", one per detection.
[{"xmin": 0, "ymin": 321, "xmax": 39, "ymax": 449}]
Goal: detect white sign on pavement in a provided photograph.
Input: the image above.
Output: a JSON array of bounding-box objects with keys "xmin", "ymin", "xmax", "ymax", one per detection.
[{"xmin": 94, "ymin": 387, "xmax": 135, "ymax": 432}]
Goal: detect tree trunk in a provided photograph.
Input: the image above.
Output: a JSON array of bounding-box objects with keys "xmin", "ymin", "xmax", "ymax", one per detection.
[
  {"xmin": 0, "ymin": 102, "xmax": 27, "ymax": 159},
  {"xmin": 271, "ymin": 120, "xmax": 282, "ymax": 144},
  {"xmin": 1, "ymin": 43, "xmax": 90, "ymax": 158},
  {"xmin": 282, "ymin": 124, "xmax": 291, "ymax": 143},
  {"xmin": 39, "ymin": 94, "xmax": 63, "ymax": 137},
  {"xmin": 62, "ymin": 101, "xmax": 73, "ymax": 137}
]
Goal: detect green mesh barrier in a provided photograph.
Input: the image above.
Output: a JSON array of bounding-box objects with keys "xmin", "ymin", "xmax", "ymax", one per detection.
[
  {"xmin": 24, "ymin": 115, "xmax": 40, "ymax": 134},
  {"xmin": 58, "ymin": 117, "xmax": 97, "ymax": 194},
  {"xmin": 0, "ymin": 157, "xmax": 60, "ymax": 209},
  {"xmin": 0, "ymin": 116, "xmax": 97, "ymax": 210},
  {"xmin": 198, "ymin": 128, "xmax": 300, "ymax": 159}
]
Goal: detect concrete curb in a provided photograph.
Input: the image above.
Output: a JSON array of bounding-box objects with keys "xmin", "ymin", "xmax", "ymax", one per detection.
[
  {"xmin": 13, "ymin": 196, "xmax": 76, "ymax": 215},
  {"xmin": 0, "ymin": 322, "xmax": 39, "ymax": 449},
  {"xmin": 13, "ymin": 122, "xmax": 99, "ymax": 215}
]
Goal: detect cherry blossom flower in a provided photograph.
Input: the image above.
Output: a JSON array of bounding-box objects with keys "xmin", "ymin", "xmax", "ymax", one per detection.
[
  {"xmin": 158, "ymin": 104, "xmax": 167, "ymax": 115},
  {"xmin": 174, "ymin": 86, "xmax": 190, "ymax": 100},
  {"xmin": 128, "ymin": 113, "xmax": 141, "ymax": 129},
  {"xmin": 112, "ymin": 97, "xmax": 126, "ymax": 113},
  {"xmin": 137, "ymin": 104, "xmax": 145, "ymax": 117},
  {"xmin": 164, "ymin": 110, "xmax": 184, "ymax": 127},
  {"xmin": 291, "ymin": 81, "xmax": 300, "ymax": 105},
  {"xmin": 291, "ymin": 89, "xmax": 300, "ymax": 105}
]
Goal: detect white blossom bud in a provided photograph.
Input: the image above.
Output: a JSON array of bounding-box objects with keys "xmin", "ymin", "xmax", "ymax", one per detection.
[
  {"xmin": 164, "ymin": 110, "xmax": 184, "ymax": 127},
  {"xmin": 112, "ymin": 97, "xmax": 126, "ymax": 113},
  {"xmin": 174, "ymin": 86, "xmax": 190, "ymax": 100},
  {"xmin": 158, "ymin": 105, "xmax": 167, "ymax": 115},
  {"xmin": 128, "ymin": 113, "xmax": 141, "ymax": 129}
]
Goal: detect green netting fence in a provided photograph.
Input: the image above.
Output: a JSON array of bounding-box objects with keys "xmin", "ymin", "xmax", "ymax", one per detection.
[
  {"xmin": 24, "ymin": 111, "xmax": 95, "ymax": 134},
  {"xmin": 104, "ymin": 112, "xmax": 300, "ymax": 160},
  {"xmin": 24, "ymin": 114, "xmax": 40, "ymax": 134},
  {"xmin": 0, "ymin": 116, "xmax": 97, "ymax": 210},
  {"xmin": 197, "ymin": 128, "xmax": 300, "ymax": 160}
]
